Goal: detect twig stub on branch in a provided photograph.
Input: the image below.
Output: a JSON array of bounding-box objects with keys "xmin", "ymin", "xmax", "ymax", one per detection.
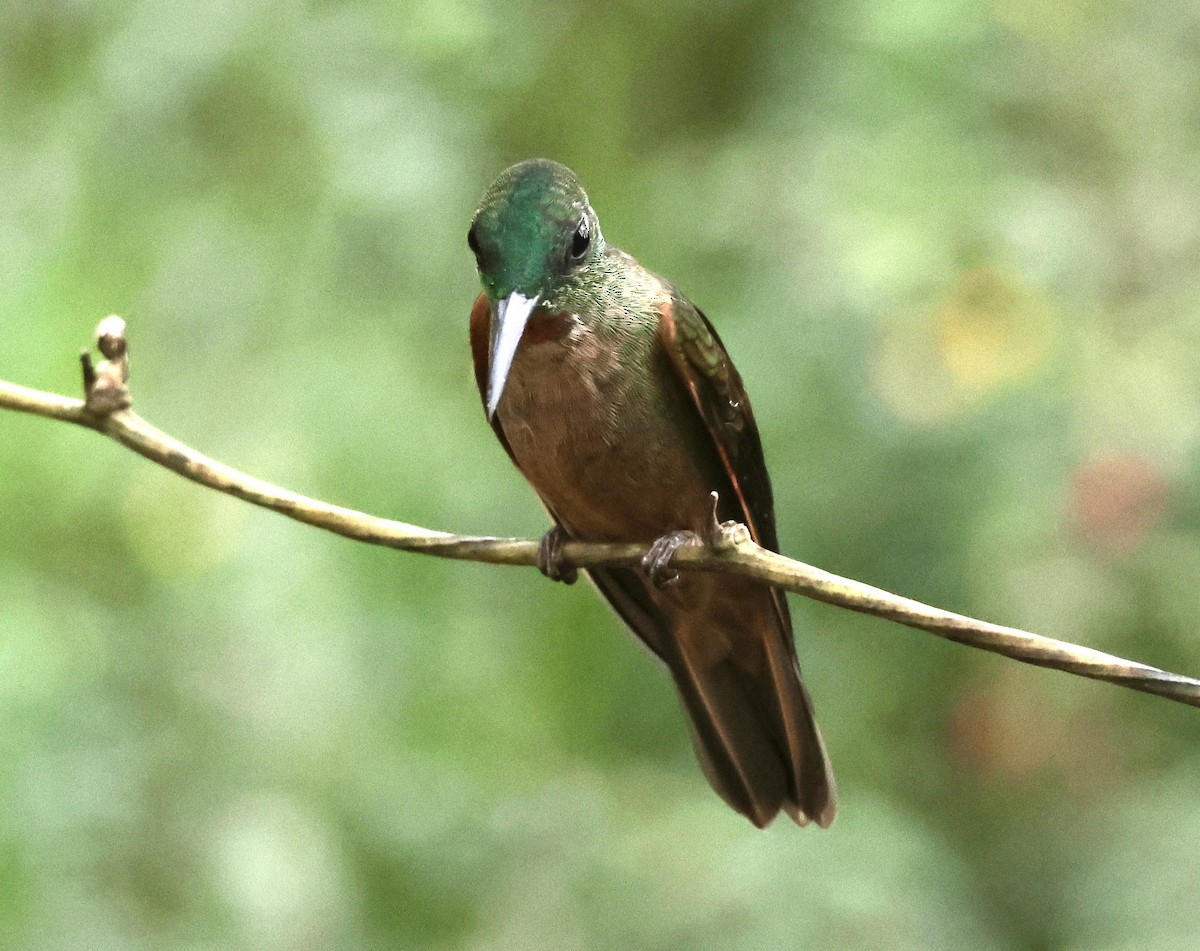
[{"xmin": 81, "ymin": 315, "xmax": 131, "ymax": 416}]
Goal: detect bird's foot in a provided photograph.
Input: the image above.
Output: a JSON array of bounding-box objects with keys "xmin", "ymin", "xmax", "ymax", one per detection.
[
  {"xmin": 642, "ymin": 530, "xmax": 703, "ymax": 588},
  {"xmin": 537, "ymin": 525, "xmax": 578, "ymax": 585}
]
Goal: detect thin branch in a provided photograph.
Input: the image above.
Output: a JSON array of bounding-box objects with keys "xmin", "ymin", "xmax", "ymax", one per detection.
[{"xmin": 3, "ymin": 317, "xmax": 1198, "ymax": 709}]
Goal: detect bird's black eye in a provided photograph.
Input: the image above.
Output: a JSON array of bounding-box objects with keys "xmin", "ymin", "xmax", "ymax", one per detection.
[
  {"xmin": 467, "ymin": 225, "xmax": 481, "ymax": 256},
  {"xmin": 568, "ymin": 217, "xmax": 590, "ymax": 264}
]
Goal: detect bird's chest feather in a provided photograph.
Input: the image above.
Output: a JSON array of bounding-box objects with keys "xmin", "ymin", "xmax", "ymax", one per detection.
[{"xmin": 496, "ymin": 315, "xmax": 716, "ymax": 541}]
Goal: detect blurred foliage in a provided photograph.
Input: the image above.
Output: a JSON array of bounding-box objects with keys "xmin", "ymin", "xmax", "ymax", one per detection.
[{"xmin": 1, "ymin": 0, "xmax": 1199, "ymax": 948}]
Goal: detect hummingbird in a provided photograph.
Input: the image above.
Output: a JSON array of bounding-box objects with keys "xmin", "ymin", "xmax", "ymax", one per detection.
[{"xmin": 467, "ymin": 159, "xmax": 835, "ymax": 828}]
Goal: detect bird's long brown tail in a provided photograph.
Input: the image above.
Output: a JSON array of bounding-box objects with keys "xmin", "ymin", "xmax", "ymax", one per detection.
[
  {"xmin": 663, "ymin": 586, "xmax": 836, "ymax": 828},
  {"xmin": 586, "ymin": 565, "xmax": 835, "ymax": 828}
]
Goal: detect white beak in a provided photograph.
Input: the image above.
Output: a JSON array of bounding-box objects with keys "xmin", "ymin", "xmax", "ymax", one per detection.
[{"xmin": 486, "ymin": 291, "xmax": 540, "ymax": 420}]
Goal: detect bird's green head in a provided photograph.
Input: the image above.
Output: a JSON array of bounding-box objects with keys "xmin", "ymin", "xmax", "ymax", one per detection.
[
  {"xmin": 468, "ymin": 158, "xmax": 602, "ymax": 303},
  {"xmin": 468, "ymin": 159, "xmax": 604, "ymax": 417}
]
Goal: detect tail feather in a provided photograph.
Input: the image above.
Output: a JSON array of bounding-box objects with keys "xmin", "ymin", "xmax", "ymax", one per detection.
[
  {"xmin": 761, "ymin": 596, "xmax": 836, "ymax": 827},
  {"xmin": 667, "ymin": 590, "xmax": 836, "ymax": 829},
  {"xmin": 585, "ymin": 565, "xmax": 835, "ymax": 828},
  {"xmin": 669, "ymin": 651, "xmax": 790, "ymax": 827}
]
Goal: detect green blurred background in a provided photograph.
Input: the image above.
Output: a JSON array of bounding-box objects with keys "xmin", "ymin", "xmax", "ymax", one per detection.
[{"xmin": 2, "ymin": 1, "xmax": 1199, "ymax": 948}]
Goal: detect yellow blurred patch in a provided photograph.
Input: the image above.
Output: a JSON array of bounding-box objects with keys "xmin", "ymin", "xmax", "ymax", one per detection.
[
  {"xmin": 872, "ymin": 266, "xmax": 1057, "ymax": 425},
  {"xmin": 937, "ymin": 266, "xmax": 1056, "ymax": 391}
]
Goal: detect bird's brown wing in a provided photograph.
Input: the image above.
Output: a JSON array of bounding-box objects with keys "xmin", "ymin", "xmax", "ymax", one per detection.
[
  {"xmin": 655, "ymin": 293, "xmax": 779, "ymax": 552},
  {"xmin": 655, "ymin": 291, "xmax": 836, "ymax": 828}
]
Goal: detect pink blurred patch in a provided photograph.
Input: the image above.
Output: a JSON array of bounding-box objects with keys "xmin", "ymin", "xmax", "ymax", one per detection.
[
  {"xmin": 948, "ymin": 675, "xmax": 1128, "ymax": 800},
  {"xmin": 1069, "ymin": 453, "xmax": 1169, "ymax": 556}
]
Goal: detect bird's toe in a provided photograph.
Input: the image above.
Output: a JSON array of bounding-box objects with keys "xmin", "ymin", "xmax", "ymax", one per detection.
[
  {"xmin": 642, "ymin": 529, "xmax": 702, "ymax": 588},
  {"xmin": 537, "ymin": 525, "xmax": 578, "ymax": 585}
]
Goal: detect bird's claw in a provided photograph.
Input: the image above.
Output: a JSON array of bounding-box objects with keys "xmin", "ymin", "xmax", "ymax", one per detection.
[
  {"xmin": 537, "ymin": 525, "xmax": 578, "ymax": 585},
  {"xmin": 642, "ymin": 530, "xmax": 702, "ymax": 588}
]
